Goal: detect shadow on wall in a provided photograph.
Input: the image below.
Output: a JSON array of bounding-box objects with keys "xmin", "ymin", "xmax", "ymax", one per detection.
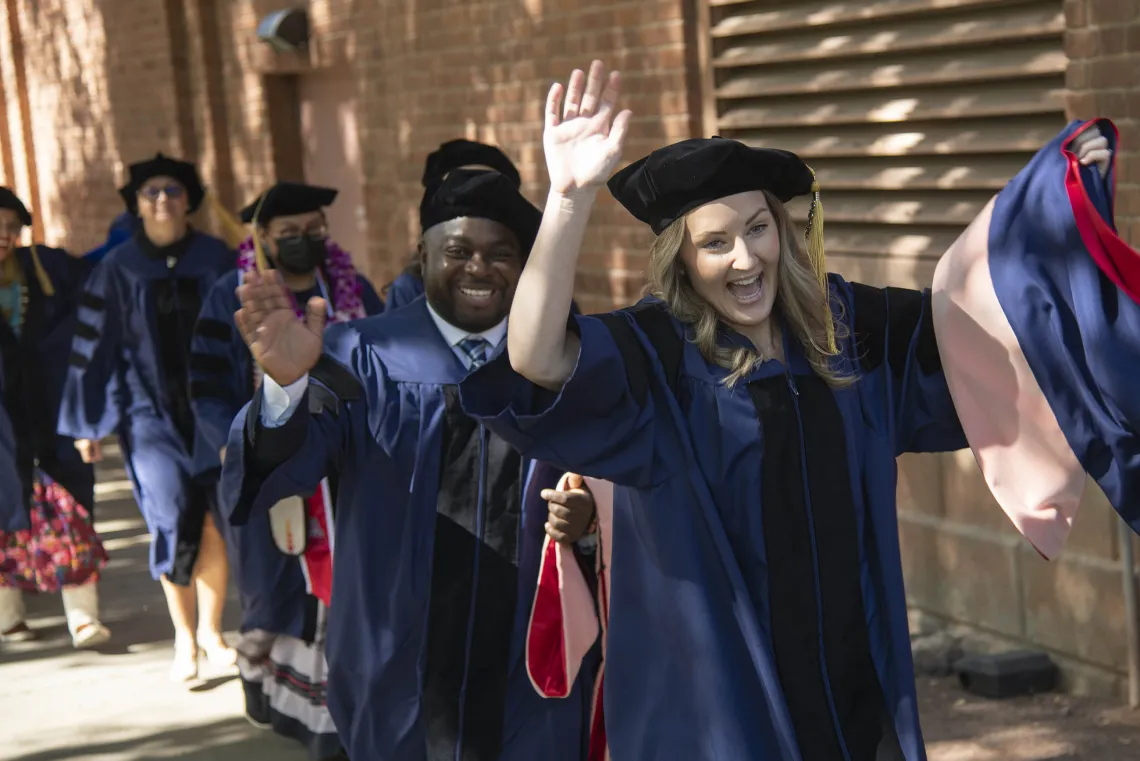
[{"xmin": 13, "ymin": 1, "xmax": 125, "ymax": 253}]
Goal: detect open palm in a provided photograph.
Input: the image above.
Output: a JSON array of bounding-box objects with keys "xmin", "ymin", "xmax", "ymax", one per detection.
[
  {"xmin": 545, "ymin": 60, "xmax": 633, "ymax": 195},
  {"xmin": 234, "ymin": 269, "xmax": 324, "ymax": 387}
]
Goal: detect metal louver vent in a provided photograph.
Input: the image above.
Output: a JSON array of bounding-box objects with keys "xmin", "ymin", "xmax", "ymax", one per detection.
[{"xmin": 706, "ymin": 0, "xmax": 1067, "ymax": 286}]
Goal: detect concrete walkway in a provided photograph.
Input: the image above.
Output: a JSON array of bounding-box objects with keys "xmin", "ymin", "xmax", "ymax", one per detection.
[{"xmin": 0, "ymin": 447, "xmax": 307, "ymax": 761}]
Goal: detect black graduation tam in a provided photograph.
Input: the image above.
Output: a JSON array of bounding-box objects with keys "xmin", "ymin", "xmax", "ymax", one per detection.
[
  {"xmin": 0, "ymin": 187, "xmax": 31, "ymax": 226},
  {"xmin": 118, "ymin": 152, "xmax": 206, "ymax": 214},
  {"xmin": 422, "ymin": 139, "xmax": 521, "ymax": 190},
  {"xmin": 420, "ymin": 169, "xmax": 541, "ymax": 253},
  {"xmin": 607, "ymin": 137, "xmax": 815, "ymax": 235},
  {"xmin": 239, "ymin": 182, "xmax": 339, "ymax": 225}
]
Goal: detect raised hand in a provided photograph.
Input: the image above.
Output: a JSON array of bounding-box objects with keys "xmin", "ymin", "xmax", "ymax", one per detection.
[
  {"xmin": 234, "ymin": 269, "xmax": 324, "ymax": 387},
  {"xmin": 544, "ymin": 60, "xmax": 633, "ymax": 196}
]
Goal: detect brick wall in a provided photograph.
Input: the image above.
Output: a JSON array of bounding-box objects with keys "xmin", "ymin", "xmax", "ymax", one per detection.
[
  {"xmin": 3, "ymin": 0, "xmax": 690, "ymax": 309},
  {"xmin": 176, "ymin": 0, "xmax": 692, "ymax": 310}
]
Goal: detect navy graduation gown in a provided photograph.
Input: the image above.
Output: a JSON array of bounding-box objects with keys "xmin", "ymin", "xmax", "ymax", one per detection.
[
  {"xmin": 0, "ymin": 350, "xmax": 29, "ymax": 533},
  {"xmin": 58, "ymin": 232, "xmax": 235, "ymax": 582},
  {"xmin": 82, "ymin": 212, "xmax": 135, "ymax": 263},
  {"xmin": 0, "ymin": 247, "xmax": 96, "ymax": 516},
  {"xmin": 188, "ymin": 266, "xmax": 383, "ymax": 637},
  {"xmin": 384, "ymin": 269, "xmax": 424, "ymax": 311},
  {"xmin": 220, "ymin": 299, "xmax": 594, "ymax": 761},
  {"xmin": 989, "ymin": 119, "xmax": 1140, "ymax": 533},
  {"xmin": 460, "ymin": 279, "xmax": 967, "ymax": 761}
]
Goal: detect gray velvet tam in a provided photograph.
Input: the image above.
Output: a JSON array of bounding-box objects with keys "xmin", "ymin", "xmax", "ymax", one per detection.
[
  {"xmin": 240, "ymin": 182, "xmax": 338, "ymax": 225},
  {"xmin": 118, "ymin": 152, "xmax": 206, "ymax": 214},
  {"xmin": 607, "ymin": 137, "xmax": 815, "ymax": 234},
  {"xmin": 420, "ymin": 168, "xmax": 540, "ymax": 253},
  {"xmin": 422, "ymin": 139, "xmax": 521, "ymax": 190}
]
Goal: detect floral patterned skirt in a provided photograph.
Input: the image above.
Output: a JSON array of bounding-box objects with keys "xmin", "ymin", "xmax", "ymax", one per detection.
[{"xmin": 0, "ymin": 472, "xmax": 108, "ymax": 593}]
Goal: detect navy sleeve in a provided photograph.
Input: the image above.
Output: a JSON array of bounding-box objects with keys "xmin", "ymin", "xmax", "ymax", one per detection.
[
  {"xmin": 383, "ymin": 271, "xmax": 424, "ymax": 311},
  {"xmin": 460, "ymin": 313, "xmax": 665, "ymax": 488},
  {"xmin": 220, "ymin": 324, "xmax": 374, "ymax": 526},
  {"xmin": 189, "ymin": 274, "xmax": 249, "ymax": 480},
  {"xmin": 57, "ymin": 259, "xmax": 123, "ymax": 441},
  {"xmin": 845, "ymin": 280, "xmax": 967, "ymax": 455}
]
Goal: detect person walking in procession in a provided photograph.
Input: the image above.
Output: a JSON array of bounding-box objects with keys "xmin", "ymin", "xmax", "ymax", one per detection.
[
  {"xmin": 190, "ymin": 181, "xmax": 382, "ymax": 760},
  {"xmin": 59, "ymin": 153, "xmax": 237, "ymax": 682},
  {"xmin": 0, "ymin": 188, "xmax": 108, "ymax": 649}
]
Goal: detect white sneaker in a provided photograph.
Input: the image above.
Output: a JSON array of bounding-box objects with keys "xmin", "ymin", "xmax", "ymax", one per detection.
[{"xmin": 72, "ymin": 622, "xmax": 111, "ymax": 649}]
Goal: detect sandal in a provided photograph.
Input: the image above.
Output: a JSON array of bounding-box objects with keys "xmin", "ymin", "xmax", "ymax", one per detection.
[
  {"xmin": 197, "ymin": 631, "xmax": 237, "ymax": 668},
  {"xmin": 0, "ymin": 622, "xmax": 38, "ymax": 643},
  {"xmin": 170, "ymin": 635, "xmax": 199, "ymax": 682}
]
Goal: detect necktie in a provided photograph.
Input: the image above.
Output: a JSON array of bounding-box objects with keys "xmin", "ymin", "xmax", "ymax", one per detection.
[{"xmin": 458, "ymin": 336, "xmax": 490, "ymax": 368}]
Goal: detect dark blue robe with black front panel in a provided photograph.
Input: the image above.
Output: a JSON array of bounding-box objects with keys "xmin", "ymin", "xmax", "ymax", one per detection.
[
  {"xmin": 189, "ymin": 266, "xmax": 383, "ymax": 639},
  {"xmin": 220, "ymin": 298, "xmax": 594, "ymax": 761},
  {"xmin": 58, "ymin": 232, "xmax": 234, "ymax": 583},
  {"xmin": 0, "ymin": 247, "xmax": 92, "ymax": 532},
  {"xmin": 460, "ymin": 278, "xmax": 967, "ymax": 761}
]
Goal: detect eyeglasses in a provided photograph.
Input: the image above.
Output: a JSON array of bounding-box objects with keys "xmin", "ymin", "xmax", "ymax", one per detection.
[{"xmin": 139, "ymin": 184, "xmax": 185, "ymax": 201}]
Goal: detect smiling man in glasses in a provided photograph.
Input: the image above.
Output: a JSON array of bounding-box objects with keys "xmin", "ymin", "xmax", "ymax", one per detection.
[{"xmin": 187, "ymin": 180, "xmax": 382, "ymax": 760}]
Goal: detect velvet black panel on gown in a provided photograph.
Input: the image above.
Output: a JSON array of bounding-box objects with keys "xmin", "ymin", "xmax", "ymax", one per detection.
[
  {"xmin": 424, "ymin": 385, "xmax": 523, "ymax": 761},
  {"xmin": 145, "ymin": 234, "xmax": 214, "ymax": 586},
  {"xmin": 748, "ymin": 375, "xmax": 902, "ymax": 761}
]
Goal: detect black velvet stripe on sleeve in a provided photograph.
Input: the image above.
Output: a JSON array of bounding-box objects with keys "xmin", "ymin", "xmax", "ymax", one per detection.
[
  {"xmin": 68, "ymin": 350, "xmax": 89, "ymax": 369},
  {"xmin": 189, "ymin": 352, "xmax": 231, "ymax": 375},
  {"xmin": 74, "ymin": 321, "xmax": 100, "ymax": 341},
  {"xmin": 195, "ymin": 317, "xmax": 235, "ymax": 342},
  {"xmin": 189, "ymin": 380, "xmax": 234, "ymax": 402},
  {"xmin": 79, "ymin": 291, "xmax": 106, "ymax": 311},
  {"xmin": 850, "ymin": 283, "xmax": 941, "ymax": 377}
]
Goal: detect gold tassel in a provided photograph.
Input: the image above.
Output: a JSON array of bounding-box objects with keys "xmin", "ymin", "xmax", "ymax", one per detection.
[
  {"xmin": 250, "ymin": 192, "xmax": 270, "ymax": 273},
  {"xmin": 205, "ymin": 190, "xmax": 249, "ymax": 250},
  {"xmin": 29, "ymin": 242, "xmax": 54, "ymax": 296},
  {"xmin": 805, "ymin": 166, "xmax": 836, "ymax": 354}
]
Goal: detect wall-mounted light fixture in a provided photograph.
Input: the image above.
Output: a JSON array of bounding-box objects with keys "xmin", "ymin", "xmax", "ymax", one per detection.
[{"xmin": 256, "ymin": 9, "xmax": 310, "ymax": 54}]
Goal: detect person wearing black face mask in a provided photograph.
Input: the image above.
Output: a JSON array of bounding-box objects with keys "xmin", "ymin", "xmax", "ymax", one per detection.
[{"xmin": 187, "ymin": 180, "xmax": 382, "ymax": 759}]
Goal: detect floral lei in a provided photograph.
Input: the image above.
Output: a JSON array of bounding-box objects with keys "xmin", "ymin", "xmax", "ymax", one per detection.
[{"xmin": 236, "ymin": 236, "xmax": 366, "ymax": 323}]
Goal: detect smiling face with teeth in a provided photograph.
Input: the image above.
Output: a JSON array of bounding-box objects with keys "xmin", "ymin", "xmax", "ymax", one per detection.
[
  {"xmin": 679, "ymin": 190, "xmax": 782, "ymax": 337},
  {"xmin": 419, "ymin": 216, "xmax": 524, "ymax": 333}
]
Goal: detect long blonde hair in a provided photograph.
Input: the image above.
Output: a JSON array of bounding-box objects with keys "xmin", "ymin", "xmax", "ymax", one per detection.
[{"xmin": 646, "ymin": 190, "xmax": 850, "ymax": 387}]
